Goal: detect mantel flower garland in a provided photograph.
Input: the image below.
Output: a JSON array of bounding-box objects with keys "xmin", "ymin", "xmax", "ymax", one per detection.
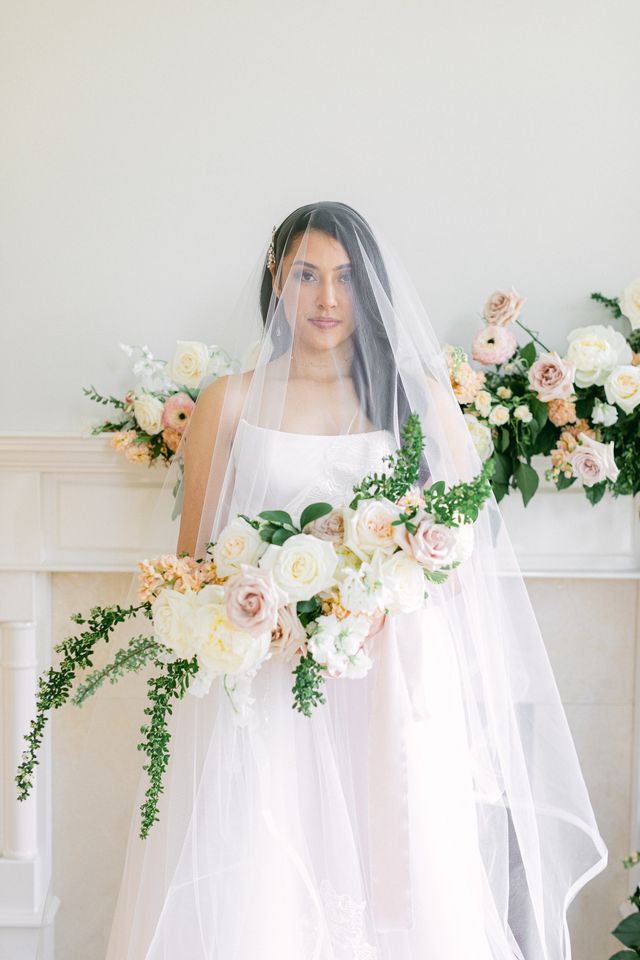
[
  {"xmin": 448, "ymin": 279, "xmax": 640, "ymax": 507},
  {"xmin": 16, "ymin": 413, "xmax": 494, "ymax": 839}
]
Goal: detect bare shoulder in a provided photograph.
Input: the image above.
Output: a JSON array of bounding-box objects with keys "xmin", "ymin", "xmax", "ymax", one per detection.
[{"xmin": 185, "ymin": 371, "xmax": 252, "ymax": 455}]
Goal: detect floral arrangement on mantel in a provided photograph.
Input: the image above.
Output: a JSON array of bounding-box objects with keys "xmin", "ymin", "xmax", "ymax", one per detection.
[
  {"xmin": 84, "ymin": 340, "xmax": 258, "ymax": 464},
  {"xmin": 15, "ymin": 413, "xmax": 493, "ymax": 839},
  {"xmin": 446, "ymin": 278, "xmax": 640, "ymax": 507}
]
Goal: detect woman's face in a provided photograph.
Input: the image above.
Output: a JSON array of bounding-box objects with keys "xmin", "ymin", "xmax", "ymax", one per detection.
[{"xmin": 269, "ymin": 228, "xmax": 355, "ymax": 353}]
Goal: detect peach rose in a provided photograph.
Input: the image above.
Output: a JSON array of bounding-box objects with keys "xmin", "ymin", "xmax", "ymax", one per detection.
[{"xmin": 483, "ymin": 287, "xmax": 525, "ymax": 327}]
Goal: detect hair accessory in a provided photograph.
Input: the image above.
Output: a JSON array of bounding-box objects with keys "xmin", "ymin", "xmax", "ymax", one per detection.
[{"xmin": 266, "ymin": 224, "xmax": 276, "ymax": 269}]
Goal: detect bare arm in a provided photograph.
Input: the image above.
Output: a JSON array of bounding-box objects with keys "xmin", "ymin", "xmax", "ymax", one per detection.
[{"xmin": 176, "ymin": 375, "xmax": 241, "ymax": 558}]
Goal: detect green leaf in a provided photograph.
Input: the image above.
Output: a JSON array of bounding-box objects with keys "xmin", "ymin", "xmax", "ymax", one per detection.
[
  {"xmin": 575, "ymin": 395, "xmax": 595, "ymax": 419},
  {"xmin": 271, "ymin": 526, "xmax": 296, "ymax": 546},
  {"xmin": 612, "ymin": 912, "xmax": 640, "ymax": 949},
  {"xmin": 608, "ymin": 951, "xmax": 639, "ymax": 959},
  {"xmin": 497, "ymin": 427, "xmax": 511, "ymax": 452},
  {"xmin": 491, "ymin": 451, "xmax": 512, "ymax": 486},
  {"xmin": 299, "ymin": 502, "xmax": 333, "ymax": 531},
  {"xmin": 513, "ymin": 460, "xmax": 539, "ymax": 507},
  {"xmin": 258, "ymin": 509, "xmax": 295, "ymax": 527},
  {"xmin": 529, "ymin": 397, "xmax": 548, "ymax": 429},
  {"xmin": 519, "ymin": 341, "xmax": 537, "ymax": 367},
  {"xmin": 491, "ymin": 481, "xmax": 509, "ymax": 502},
  {"xmin": 584, "ymin": 481, "xmax": 607, "ymax": 506}
]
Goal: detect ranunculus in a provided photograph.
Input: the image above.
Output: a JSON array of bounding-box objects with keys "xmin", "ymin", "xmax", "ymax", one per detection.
[
  {"xmin": 168, "ymin": 340, "xmax": 211, "ymax": 389},
  {"xmin": 258, "ymin": 533, "xmax": 338, "ymax": 602},
  {"xmin": 307, "ymin": 612, "xmax": 373, "ymax": 679},
  {"xmin": 379, "ymin": 551, "xmax": 426, "ymax": 614},
  {"xmin": 603, "ymin": 365, "xmax": 640, "ymax": 414},
  {"xmin": 527, "ymin": 350, "xmax": 576, "ymax": 401},
  {"xmin": 193, "ymin": 595, "xmax": 271, "ymax": 676},
  {"xmin": 133, "ymin": 392, "xmax": 165, "ymax": 435},
  {"xmin": 569, "ymin": 433, "xmax": 619, "ymax": 487},
  {"xmin": 224, "ymin": 563, "xmax": 283, "ymax": 636},
  {"xmin": 342, "ymin": 497, "xmax": 401, "ymax": 561},
  {"xmin": 620, "ymin": 278, "xmax": 640, "ymax": 330},
  {"xmin": 471, "ymin": 324, "xmax": 518, "ymax": 366},
  {"xmin": 213, "ymin": 518, "xmax": 267, "ymax": 578},
  {"xmin": 483, "ymin": 288, "xmax": 525, "ymax": 327},
  {"xmin": 488, "ymin": 404, "xmax": 510, "ymax": 426},
  {"xmin": 152, "ymin": 586, "xmax": 204, "ymax": 658},
  {"xmin": 302, "ymin": 507, "xmax": 345, "ymax": 543},
  {"xmin": 464, "ymin": 413, "xmax": 494, "ymax": 460},
  {"xmin": 162, "ymin": 392, "xmax": 195, "ymax": 433},
  {"xmin": 566, "ymin": 325, "xmax": 632, "ymax": 387},
  {"xmin": 392, "ymin": 513, "xmax": 458, "ymax": 572},
  {"xmin": 271, "ymin": 603, "xmax": 306, "ymax": 663}
]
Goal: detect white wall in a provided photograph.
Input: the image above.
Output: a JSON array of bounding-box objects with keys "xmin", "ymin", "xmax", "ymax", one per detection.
[{"xmin": 2, "ymin": 0, "xmax": 639, "ymax": 433}]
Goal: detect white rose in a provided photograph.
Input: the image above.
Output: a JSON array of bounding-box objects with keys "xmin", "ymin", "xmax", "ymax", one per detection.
[
  {"xmin": 212, "ymin": 518, "xmax": 267, "ymax": 578},
  {"xmin": 620, "ymin": 278, "xmax": 640, "ymax": 330},
  {"xmin": 133, "ymin": 392, "xmax": 165, "ymax": 435},
  {"xmin": 151, "ymin": 587, "xmax": 201, "ymax": 658},
  {"xmin": 258, "ymin": 533, "xmax": 338, "ymax": 602},
  {"xmin": 566, "ymin": 325, "xmax": 632, "ymax": 387},
  {"xmin": 603, "ymin": 365, "xmax": 640, "ymax": 414},
  {"xmin": 168, "ymin": 340, "xmax": 211, "ymax": 389},
  {"xmin": 380, "ymin": 551, "xmax": 426, "ymax": 615},
  {"xmin": 591, "ymin": 398, "xmax": 619, "ymax": 427},
  {"xmin": 474, "ymin": 390, "xmax": 492, "ymax": 418},
  {"xmin": 342, "ymin": 497, "xmax": 401, "ymax": 562},
  {"xmin": 307, "ymin": 612, "xmax": 372, "ymax": 679},
  {"xmin": 464, "ymin": 413, "xmax": 494, "ymax": 461},
  {"xmin": 496, "ymin": 386, "xmax": 512, "ymax": 399},
  {"xmin": 513, "ymin": 404, "xmax": 533, "ymax": 423},
  {"xmin": 488, "ymin": 404, "xmax": 510, "ymax": 426},
  {"xmin": 193, "ymin": 596, "xmax": 271, "ymax": 676}
]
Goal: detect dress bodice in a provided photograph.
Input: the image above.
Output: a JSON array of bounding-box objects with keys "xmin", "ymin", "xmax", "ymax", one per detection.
[{"xmin": 230, "ymin": 418, "xmax": 397, "ymax": 522}]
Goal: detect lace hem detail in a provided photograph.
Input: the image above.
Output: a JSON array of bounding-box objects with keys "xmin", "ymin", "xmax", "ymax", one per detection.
[{"xmin": 319, "ymin": 878, "xmax": 379, "ymax": 960}]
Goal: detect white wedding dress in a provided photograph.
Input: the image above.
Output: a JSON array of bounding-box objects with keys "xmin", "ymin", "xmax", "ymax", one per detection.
[{"xmin": 105, "ymin": 419, "xmax": 507, "ymax": 959}]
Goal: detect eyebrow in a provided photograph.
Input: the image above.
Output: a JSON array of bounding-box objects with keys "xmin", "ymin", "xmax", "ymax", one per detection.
[{"xmin": 292, "ymin": 260, "xmax": 351, "ymax": 270}]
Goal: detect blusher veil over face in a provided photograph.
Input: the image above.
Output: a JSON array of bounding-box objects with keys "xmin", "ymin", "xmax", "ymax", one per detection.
[{"xmin": 101, "ymin": 200, "xmax": 607, "ymax": 960}]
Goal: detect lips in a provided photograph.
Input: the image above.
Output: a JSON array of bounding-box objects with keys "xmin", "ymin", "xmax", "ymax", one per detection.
[{"xmin": 309, "ymin": 316, "xmax": 340, "ymax": 328}]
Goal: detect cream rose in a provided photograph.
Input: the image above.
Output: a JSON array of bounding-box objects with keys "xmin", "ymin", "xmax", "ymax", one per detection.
[
  {"xmin": 168, "ymin": 340, "xmax": 211, "ymax": 389},
  {"xmin": 212, "ymin": 518, "xmax": 267, "ymax": 578},
  {"xmin": 620, "ymin": 278, "xmax": 640, "ymax": 330},
  {"xmin": 342, "ymin": 497, "xmax": 401, "ymax": 562},
  {"xmin": 193, "ymin": 598, "xmax": 271, "ymax": 676},
  {"xmin": 380, "ymin": 551, "xmax": 426, "ymax": 614},
  {"xmin": 474, "ymin": 390, "xmax": 492, "ymax": 418},
  {"xmin": 258, "ymin": 533, "xmax": 338, "ymax": 602},
  {"xmin": 527, "ymin": 350, "xmax": 576, "ymax": 401},
  {"xmin": 513, "ymin": 404, "xmax": 533, "ymax": 422},
  {"xmin": 464, "ymin": 413, "xmax": 494, "ymax": 460},
  {"xmin": 152, "ymin": 586, "xmax": 212, "ymax": 658},
  {"xmin": 603, "ymin": 365, "xmax": 640, "ymax": 414},
  {"xmin": 566, "ymin": 325, "xmax": 632, "ymax": 387},
  {"xmin": 133, "ymin": 392, "xmax": 165, "ymax": 435}
]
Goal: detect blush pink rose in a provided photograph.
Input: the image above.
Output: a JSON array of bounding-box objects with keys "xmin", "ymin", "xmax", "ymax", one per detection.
[
  {"xmin": 271, "ymin": 603, "xmax": 307, "ymax": 663},
  {"xmin": 224, "ymin": 563, "xmax": 282, "ymax": 636},
  {"xmin": 392, "ymin": 513, "xmax": 458, "ymax": 571},
  {"xmin": 569, "ymin": 433, "xmax": 619, "ymax": 487},
  {"xmin": 303, "ymin": 508, "xmax": 344, "ymax": 543},
  {"xmin": 483, "ymin": 287, "xmax": 525, "ymax": 326},
  {"xmin": 527, "ymin": 350, "xmax": 576, "ymax": 401}
]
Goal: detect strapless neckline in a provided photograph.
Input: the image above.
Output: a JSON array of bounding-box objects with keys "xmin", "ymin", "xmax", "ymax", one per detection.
[{"xmin": 237, "ymin": 417, "xmax": 392, "ymax": 440}]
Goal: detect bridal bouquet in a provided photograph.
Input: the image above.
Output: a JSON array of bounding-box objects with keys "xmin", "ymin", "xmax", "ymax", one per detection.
[{"xmin": 16, "ymin": 414, "xmax": 494, "ymax": 838}]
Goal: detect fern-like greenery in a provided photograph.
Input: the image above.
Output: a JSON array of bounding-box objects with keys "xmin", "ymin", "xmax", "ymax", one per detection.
[
  {"xmin": 349, "ymin": 412, "xmax": 425, "ymax": 508},
  {"xmin": 71, "ymin": 634, "xmax": 160, "ymax": 707}
]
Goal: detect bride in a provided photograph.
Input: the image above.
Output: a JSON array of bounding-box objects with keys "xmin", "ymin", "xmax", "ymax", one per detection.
[{"xmin": 105, "ymin": 201, "xmax": 607, "ymax": 959}]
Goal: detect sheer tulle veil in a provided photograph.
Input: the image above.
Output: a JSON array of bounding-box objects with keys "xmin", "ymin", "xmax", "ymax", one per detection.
[{"xmin": 77, "ymin": 201, "xmax": 605, "ymax": 959}]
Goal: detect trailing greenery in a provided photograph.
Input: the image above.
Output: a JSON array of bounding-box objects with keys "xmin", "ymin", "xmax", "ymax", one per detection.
[
  {"xmin": 349, "ymin": 412, "xmax": 425, "ymax": 508},
  {"xmin": 71, "ymin": 634, "xmax": 160, "ymax": 706},
  {"xmin": 421, "ymin": 458, "xmax": 496, "ymax": 526},
  {"xmin": 137, "ymin": 657, "xmax": 199, "ymax": 838},
  {"xmin": 291, "ymin": 651, "xmax": 327, "ymax": 717},
  {"xmin": 15, "ymin": 603, "xmax": 147, "ymax": 801}
]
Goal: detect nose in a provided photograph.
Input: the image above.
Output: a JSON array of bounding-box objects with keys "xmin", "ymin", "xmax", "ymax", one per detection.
[{"xmin": 316, "ymin": 275, "xmax": 339, "ymax": 310}]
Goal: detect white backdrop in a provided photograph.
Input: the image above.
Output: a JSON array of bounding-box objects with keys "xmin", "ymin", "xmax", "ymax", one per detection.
[{"xmin": 2, "ymin": 0, "xmax": 639, "ymax": 434}]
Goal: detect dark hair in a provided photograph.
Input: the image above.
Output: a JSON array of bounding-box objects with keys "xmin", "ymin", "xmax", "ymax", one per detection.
[{"xmin": 259, "ymin": 201, "xmax": 428, "ymax": 481}]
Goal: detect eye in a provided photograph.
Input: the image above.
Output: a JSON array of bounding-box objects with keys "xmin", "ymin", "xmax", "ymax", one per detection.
[
  {"xmin": 340, "ymin": 271, "xmax": 352, "ymax": 283},
  {"xmin": 294, "ymin": 269, "xmax": 317, "ymax": 282}
]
